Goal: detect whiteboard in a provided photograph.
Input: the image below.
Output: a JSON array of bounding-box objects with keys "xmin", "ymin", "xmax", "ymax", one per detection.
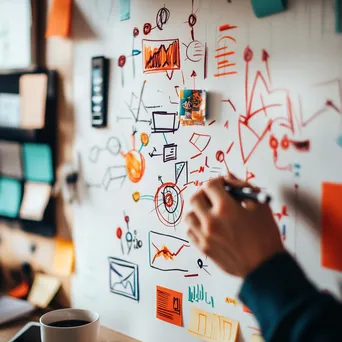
[
  {"xmin": 72, "ymin": 1, "xmax": 342, "ymax": 341},
  {"xmin": 0, "ymin": 0, "xmax": 34, "ymax": 71}
]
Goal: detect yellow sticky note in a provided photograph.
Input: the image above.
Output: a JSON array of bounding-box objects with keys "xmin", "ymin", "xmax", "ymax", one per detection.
[
  {"xmin": 188, "ymin": 306, "xmax": 239, "ymax": 342},
  {"xmin": 28, "ymin": 273, "xmax": 61, "ymax": 308},
  {"xmin": 251, "ymin": 334, "xmax": 264, "ymax": 342},
  {"xmin": 53, "ymin": 239, "xmax": 74, "ymax": 276}
]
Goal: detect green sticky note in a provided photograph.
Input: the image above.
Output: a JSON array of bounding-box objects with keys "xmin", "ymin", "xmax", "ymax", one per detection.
[
  {"xmin": 120, "ymin": 0, "xmax": 130, "ymax": 21},
  {"xmin": 23, "ymin": 143, "xmax": 54, "ymax": 183},
  {"xmin": 251, "ymin": 0, "xmax": 287, "ymax": 18},
  {"xmin": 0, "ymin": 177, "xmax": 22, "ymax": 218}
]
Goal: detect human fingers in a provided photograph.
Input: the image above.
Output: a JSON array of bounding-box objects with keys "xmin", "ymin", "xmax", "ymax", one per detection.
[
  {"xmin": 185, "ymin": 211, "xmax": 201, "ymax": 232},
  {"xmin": 189, "ymin": 190, "xmax": 212, "ymax": 221},
  {"xmin": 225, "ymin": 173, "xmax": 260, "ymax": 192},
  {"xmin": 202, "ymin": 177, "xmax": 237, "ymax": 212},
  {"xmin": 187, "ymin": 228, "xmax": 201, "ymax": 246},
  {"xmin": 185, "ymin": 212, "xmax": 202, "ymax": 246}
]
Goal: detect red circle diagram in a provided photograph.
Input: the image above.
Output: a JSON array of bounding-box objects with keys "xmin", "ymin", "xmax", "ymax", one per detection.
[{"xmin": 154, "ymin": 182, "xmax": 184, "ymax": 228}]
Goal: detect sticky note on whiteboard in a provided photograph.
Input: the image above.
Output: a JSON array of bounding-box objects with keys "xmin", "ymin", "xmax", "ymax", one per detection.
[
  {"xmin": 120, "ymin": 0, "xmax": 130, "ymax": 21},
  {"xmin": 321, "ymin": 182, "xmax": 342, "ymax": 271},
  {"xmin": 156, "ymin": 286, "xmax": 183, "ymax": 327},
  {"xmin": 188, "ymin": 306, "xmax": 239, "ymax": 342}
]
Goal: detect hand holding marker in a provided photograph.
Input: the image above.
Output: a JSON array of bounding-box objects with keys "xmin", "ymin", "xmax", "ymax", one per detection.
[{"xmin": 224, "ymin": 184, "xmax": 272, "ymax": 205}]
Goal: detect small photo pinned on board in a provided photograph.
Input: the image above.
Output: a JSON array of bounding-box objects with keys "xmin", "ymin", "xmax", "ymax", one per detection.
[{"xmin": 179, "ymin": 89, "xmax": 207, "ymax": 126}]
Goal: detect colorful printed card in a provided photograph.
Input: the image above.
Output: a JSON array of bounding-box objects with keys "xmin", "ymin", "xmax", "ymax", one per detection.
[{"xmin": 179, "ymin": 89, "xmax": 207, "ymax": 126}]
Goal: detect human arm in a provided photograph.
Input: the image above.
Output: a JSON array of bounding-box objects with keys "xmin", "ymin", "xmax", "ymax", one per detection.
[{"xmin": 185, "ymin": 176, "xmax": 342, "ymax": 341}]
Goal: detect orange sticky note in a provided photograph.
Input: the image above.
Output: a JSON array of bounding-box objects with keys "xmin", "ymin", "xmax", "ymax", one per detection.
[
  {"xmin": 156, "ymin": 286, "xmax": 183, "ymax": 327},
  {"xmin": 321, "ymin": 183, "xmax": 342, "ymax": 271},
  {"xmin": 53, "ymin": 238, "xmax": 74, "ymax": 276},
  {"xmin": 45, "ymin": 0, "xmax": 72, "ymax": 38}
]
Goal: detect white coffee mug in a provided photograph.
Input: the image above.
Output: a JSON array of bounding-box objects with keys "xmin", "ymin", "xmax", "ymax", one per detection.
[{"xmin": 40, "ymin": 308, "xmax": 100, "ymax": 342}]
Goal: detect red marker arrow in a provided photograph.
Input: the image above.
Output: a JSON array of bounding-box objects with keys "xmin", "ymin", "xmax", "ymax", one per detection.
[{"xmin": 191, "ymin": 70, "xmax": 197, "ymax": 88}]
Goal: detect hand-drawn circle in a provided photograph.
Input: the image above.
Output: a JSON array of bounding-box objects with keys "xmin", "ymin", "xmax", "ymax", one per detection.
[
  {"xmin": 197, "ymin": 258, "xmax": 203, "ymax": 268},
  {"xmin": 154, "ymin": 182, "xmax": 184, "ymax": 227},
  {"xmin": 133, "ymin": 27, "xmax": 140, "ymax": 37},
  {"xmin": 280, "ymin": 135, "xmax": 289, "ymax": 150},
  {"xmin": 116, "ymin": 227, "xmax": 122, "ymax": 239},
  {"xmin": 156, "ymin": 7, "xmax": 170, "ymax": 30},
  {"xmin": 269, "ymin": 135, "xmax": 278, "ymax": 149},
  {"xmin": 106, "ymin": 137, "xmax": 121, "ymax": 156},
  {"xmin": 185, "ymin": 40, "xmax": 204, "ymax": 63},
  {"xmin": 216, "ymin": 150, "xmax": 225, "ymax": 163},
  {"xmin": 126, "ymin": 231, "xmax": 133, "ymax": 242},
  {"xmin": 143, "ymin": 23, "xmax": 152, "ymax": 35},
  {"xmin": 118, "ymin": 55, "xmax": 126, "ymax": 68},
  {"xmin": 140, "ymin": 132, "xmax": 149, "ymax": 146},
  {"xmin": 188, "ymin": 14, "xmax": 197, "ymax": 27},
  {"xmin": 125, "ymin": 150, "xmax": 146, "ymax": 183},
  {"xmin": 138, "ymin": 240, "xmax": 143, "ymax": 248}
]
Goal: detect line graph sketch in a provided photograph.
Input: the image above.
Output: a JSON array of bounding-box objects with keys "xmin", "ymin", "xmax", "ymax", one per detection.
[
  {"xmin": 148, "ymin": 231, "xmax": 190, "ymax": 272},
  {"xmin": 143, "ymin": 39, "xmax": 181, "ymax": 74}
]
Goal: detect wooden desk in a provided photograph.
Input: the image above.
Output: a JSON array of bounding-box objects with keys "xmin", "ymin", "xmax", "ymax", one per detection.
[{"xmin": 0, "ymin": 313, "xmax": 139, "ymax": 342}]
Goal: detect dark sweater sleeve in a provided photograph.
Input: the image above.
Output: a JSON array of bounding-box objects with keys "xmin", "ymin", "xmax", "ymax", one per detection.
[{"xmin": 239, "ymin": 252, "xmax": 342, "ymax": 342}]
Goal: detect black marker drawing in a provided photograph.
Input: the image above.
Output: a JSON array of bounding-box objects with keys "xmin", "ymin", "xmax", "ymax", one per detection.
[
  {"xmin": 163, "ymin": 143, "xmax": 178, "ymax": 163},
  {"xmin": 151, "ymin": 111, "xmax": 180, "ymax": 134},
  {"xmin": 108, "ymin": 257, "xmax": 139, "ymax": 301},
  {"xmin": 175, "ymin": 161, "xmax": 189, "ymax": 185},
  {"xmin": 89, "ymin": 137, "xmax": 122, "ymax": 163}
]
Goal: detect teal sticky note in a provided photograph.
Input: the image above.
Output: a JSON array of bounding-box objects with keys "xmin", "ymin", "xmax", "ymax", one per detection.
[
  {"xmin": 120, "ymin": 0, "xmax": 130, "ymax": 21},
  {"xmin": 23, "ymin": 143, "xmax": 54, "ymax": 183},
  {"xmin": 0, "ymin": 177, "xmax": 22, "ymax": 218},
  {"xmin": 251, "ymin": 0, "xmax": 287, "ymax": 18},
  {"xmin": 336, "ymin": 0, "xmax": 342, "ymax": 33}
]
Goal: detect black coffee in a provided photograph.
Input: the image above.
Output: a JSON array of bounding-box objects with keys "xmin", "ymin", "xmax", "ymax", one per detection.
[{"xmin": 48, "ymin": 320, "xmax": 91, "ymax": 328}]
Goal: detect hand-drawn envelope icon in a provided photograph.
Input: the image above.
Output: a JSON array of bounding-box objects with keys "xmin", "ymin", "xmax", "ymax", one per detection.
[{"xmin": 108, "ymin": 257, "xmax": 139, "ymax": 301}]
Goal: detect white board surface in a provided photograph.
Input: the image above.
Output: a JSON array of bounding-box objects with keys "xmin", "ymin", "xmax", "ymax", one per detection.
[{"xmin": 72, "ymin": 1, "xmax": 342, "ymax": 341}]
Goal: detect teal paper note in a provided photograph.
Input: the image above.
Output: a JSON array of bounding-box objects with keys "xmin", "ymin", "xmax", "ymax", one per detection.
[
  {"xmin": 120, "ymin": 0, "xmax": 130, "ymax": 21},
  {"xmin": 23, "ymin": 143, "xmax": 54, "ymax": 183},
  {"xmin": 251, "ymin": 0, "xmax": 287, "ymax": 18},
  {"xmin": 0, "ymin": 177, "xmax": 22, "ymax": 218}
]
